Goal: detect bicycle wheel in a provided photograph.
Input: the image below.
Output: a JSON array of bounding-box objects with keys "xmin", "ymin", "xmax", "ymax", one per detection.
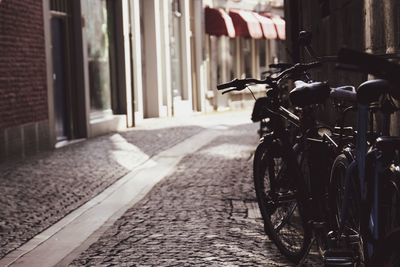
[
  {"xmin": 329, "ymin": 154, "xmax": 364, "ymax": 262},
  {"xmin": 370, "ymin": 228, "xmax": 400, "ymax": 267},
  {"xmin": 329, "ymin": 154, "xmax": 360, "ymax": 230},
  {"xmin": 370, "ymin": 169, "xmax": 400, "ymax": 266},
  {"xmin": 253, "ymin": 139, "xmax": 311, "ymax": 263}
]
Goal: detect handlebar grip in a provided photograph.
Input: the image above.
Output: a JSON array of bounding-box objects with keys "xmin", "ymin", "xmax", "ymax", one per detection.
[
  {"xmin": 330, "ymin": 86, "xmax": 357, "ymax": 103},
  {"xmin": 217, "ymin": 79, "xmax": 239, "ymax": 90}
]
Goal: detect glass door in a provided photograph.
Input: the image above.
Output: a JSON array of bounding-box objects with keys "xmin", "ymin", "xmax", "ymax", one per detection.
[
  {"xmin": 81, "ymin": 0, "xmax": 114, "ymax": 119},
  {"xmin": 169, "ymin": 0, "xmax": 184, "ymax": 104}
]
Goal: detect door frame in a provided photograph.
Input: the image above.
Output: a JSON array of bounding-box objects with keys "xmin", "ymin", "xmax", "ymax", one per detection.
[{"xmin": 43, "ymin": 0, "xmax": 87, "ymax": 147}]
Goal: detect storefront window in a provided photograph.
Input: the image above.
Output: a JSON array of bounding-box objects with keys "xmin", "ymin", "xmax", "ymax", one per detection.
[
  {"xmin": 242, "ymin": 38, "xmax": 252, "ymax": 78},
  {"xmin": 209, "ymin": 36, "xmax": 219, "ymax": 86},
  {"xmin": 169, "ymin": 0, "xmax": 184, "ymax": 100},
  {"xmin": 228, "ymin": 39, "xmax": 236, "ymax": 80},
  {"xmin": 82, "ymin": 0, "xmax": 113, "ymax": 116},
  {"xmin": 259, "ymin": 40, "xmax": 268, "ymax": 75}
]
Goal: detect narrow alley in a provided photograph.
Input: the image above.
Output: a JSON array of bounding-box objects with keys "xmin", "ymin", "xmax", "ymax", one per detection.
[
  {"xmin": 1, "ymin": 111, "xmax": 320, "ymax": 266},
  {"xmin": 3, "ymin": 0, "xmax": 399, "ymax": 266}
]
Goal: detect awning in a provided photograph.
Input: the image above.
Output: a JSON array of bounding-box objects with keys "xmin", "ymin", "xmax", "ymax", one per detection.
[
  {"xmin": 253, "ymin": 13, "xmax": 277, "ymax": 39},
  {"xmin": 271, "ymin": 16, "xmax": 285, "ymax": 40},
  {"xmin": 228, "ymin": 9, "xmax": 263, "ymax": 39},
  {"xmin": 205, "ymin": 6, "xmax": 235, "ymax": 38}
]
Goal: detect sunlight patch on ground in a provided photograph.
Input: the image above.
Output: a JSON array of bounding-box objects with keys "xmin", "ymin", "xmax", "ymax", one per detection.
[{"xmin": 109, "ymin": 134, "xmax": 149, "ymax": 170}]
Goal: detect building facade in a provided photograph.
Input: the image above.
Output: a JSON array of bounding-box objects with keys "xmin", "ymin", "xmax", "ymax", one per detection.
[
  {"xmin": 0, "ymin": 0, "xmax": 50, "ymax": 159},
  {"xmin": 0, "ymin": 0, "xmax": 286, "ymax": 161},
  {"xmin": 284, "ymin": 0, "xmax": 400, "ymax": 131},
  {"xmin": 204, "ymin": 0, "xmax": 286, "ymax": 111}
]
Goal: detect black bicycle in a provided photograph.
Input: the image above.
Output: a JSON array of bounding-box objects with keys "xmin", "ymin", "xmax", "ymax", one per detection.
[
  {"xmin": 325, "ymin": 48, "xmax": 400, "ymax": 267},
  {"xmin": 217, "ymin": 61, "xmax": 348, "ymax": 263}
]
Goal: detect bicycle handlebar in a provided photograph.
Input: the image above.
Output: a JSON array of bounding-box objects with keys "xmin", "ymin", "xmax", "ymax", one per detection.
[
  {"xmin": 216, "ymin": 79, "xmax": 241, "ymax": 90},
  {"xmin": 216, "ymin": 78, "xmax": 267, "ymax": 94},
  {"xmin": 217, "ymin": 61, "xmax": 323, "ymax": 93},
  {"xmin": 269, "ymin": 63, "xmax": 294, "ymax": 70},
  {"xmin": 338, "ymin": 48, "xmax": 400, "ymax": 87},
  {"xmin": 275, "ymin": 61, "xmax": 322, "ymax": 80}
]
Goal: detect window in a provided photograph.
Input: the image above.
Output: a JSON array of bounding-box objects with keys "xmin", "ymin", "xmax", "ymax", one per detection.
[
  {"xmin": 242, "ymin": 38, "xmax": 252, "ymax": 78},
  {"xmin": 169, "ymin": 0, "xmax": 184, "ymax": 100},
  {"xmin": 50, "ymin": 0, "xmax": 70, "ymax": 13},
  {"xmin": 81, "ymin": 0, "xmax": 114, "ymax": 116},
  {"xmin": 259, "ymin": 40, "xmax": 267, "ymax": 75}
]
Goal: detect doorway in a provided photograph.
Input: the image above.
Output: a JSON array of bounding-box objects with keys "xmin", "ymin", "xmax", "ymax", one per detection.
[{"xmin": 51, "ymin": 16, "xmax": 70, "ymax": 141}]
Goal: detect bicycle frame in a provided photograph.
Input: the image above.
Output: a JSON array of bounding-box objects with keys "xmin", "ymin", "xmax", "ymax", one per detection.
[{"xmin": 337, "ymin": 97, "xmax": 400, "ymax": 263}]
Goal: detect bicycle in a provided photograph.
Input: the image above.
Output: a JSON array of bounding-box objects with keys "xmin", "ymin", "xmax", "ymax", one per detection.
[
  {"xmin": 217, "ymin": 61, "xmax": 349, "ymax": 263},
  {"xmin": 324, "ymin": 48, "xmax": 400, "ymax": 266}
]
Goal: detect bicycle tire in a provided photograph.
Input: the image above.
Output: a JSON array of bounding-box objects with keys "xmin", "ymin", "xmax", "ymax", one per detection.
[
  {"xmin": 329, "ymin": 154, "xmax": 360, "ymax": 230},
  {"xmin": 370, "ymin": 169, "xmax": 400, "ymax": 267},
  {"xmin": 253, "ymin": 138, "xmax": 311, "ymax": 263},
  {"xmin": 329, "ymin": 153, "xmax": 365, "ymax": 263},
  {"xmin": 370, "ymin": 228, "xmax": 400, "ymax": 267}
]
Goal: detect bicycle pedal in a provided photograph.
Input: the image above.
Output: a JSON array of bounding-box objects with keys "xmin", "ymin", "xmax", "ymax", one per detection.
[{"xmin": 323, "ymin": 249, "xmax": 356, "ymax": 267}]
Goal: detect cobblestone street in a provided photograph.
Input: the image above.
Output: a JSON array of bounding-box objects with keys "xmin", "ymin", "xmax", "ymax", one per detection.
[
  {"xmin": 0, "ymin": 121, "xmax": 203, "ymax": 258},
  {"xmin": 2, "ymin": 0, "xmax": 395, "ymax": 266},
  {"xmin": 69, "ymin": 123, "xmax": 314, "ymax": 266},
  {"xmin": 1, "ymin": 112, "xmax": 322, "ymax": 266}
]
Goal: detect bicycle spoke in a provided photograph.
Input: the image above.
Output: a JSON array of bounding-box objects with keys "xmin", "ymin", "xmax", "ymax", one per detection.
[{"xmin": 274, "ymin": 203, "xmax": 297, "ymax": 233}]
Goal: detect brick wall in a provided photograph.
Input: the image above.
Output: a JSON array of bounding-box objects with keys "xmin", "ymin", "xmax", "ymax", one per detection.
[
  {"xmin": 0, "ymin": 0, "xmax": 50, "ymax": 161},
  {"xmin": 0, "ymin": 0, "xmax": 48, "ymax": 129}
]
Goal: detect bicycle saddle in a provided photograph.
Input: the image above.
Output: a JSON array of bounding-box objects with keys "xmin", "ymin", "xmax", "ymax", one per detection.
[
  {"xmin": 289, "ymin": 80, "xmax": 330, "ymax": 107},
  {"xmin": 357, "ymin": 79, "xmax": 392, "ymax": 105}
]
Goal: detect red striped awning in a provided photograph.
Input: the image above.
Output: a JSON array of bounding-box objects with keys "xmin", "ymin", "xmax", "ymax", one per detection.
[
  {"xmin": 271, "ymin": 16, "xmax": 285, "ymax": 40},
  {"xmin": 253, "ymin": 13, "xmax": 277, "ymax": 39},
  {"xmin": 205, "ymin": 6, "xmax": 235, "ymax": 38},
  {"xmin": 228, "ymin": 9, "xmax": 263, "ymax": 39}
]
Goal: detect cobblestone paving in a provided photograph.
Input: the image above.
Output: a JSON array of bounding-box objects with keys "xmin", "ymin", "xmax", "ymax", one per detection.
[
  {"xmin": 0, "ymin": 125, "xmax": 203, "ymax": 258},
  {"xmin": 71, "ymin": 123, "xmax": 322, "ymax": 266}
]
